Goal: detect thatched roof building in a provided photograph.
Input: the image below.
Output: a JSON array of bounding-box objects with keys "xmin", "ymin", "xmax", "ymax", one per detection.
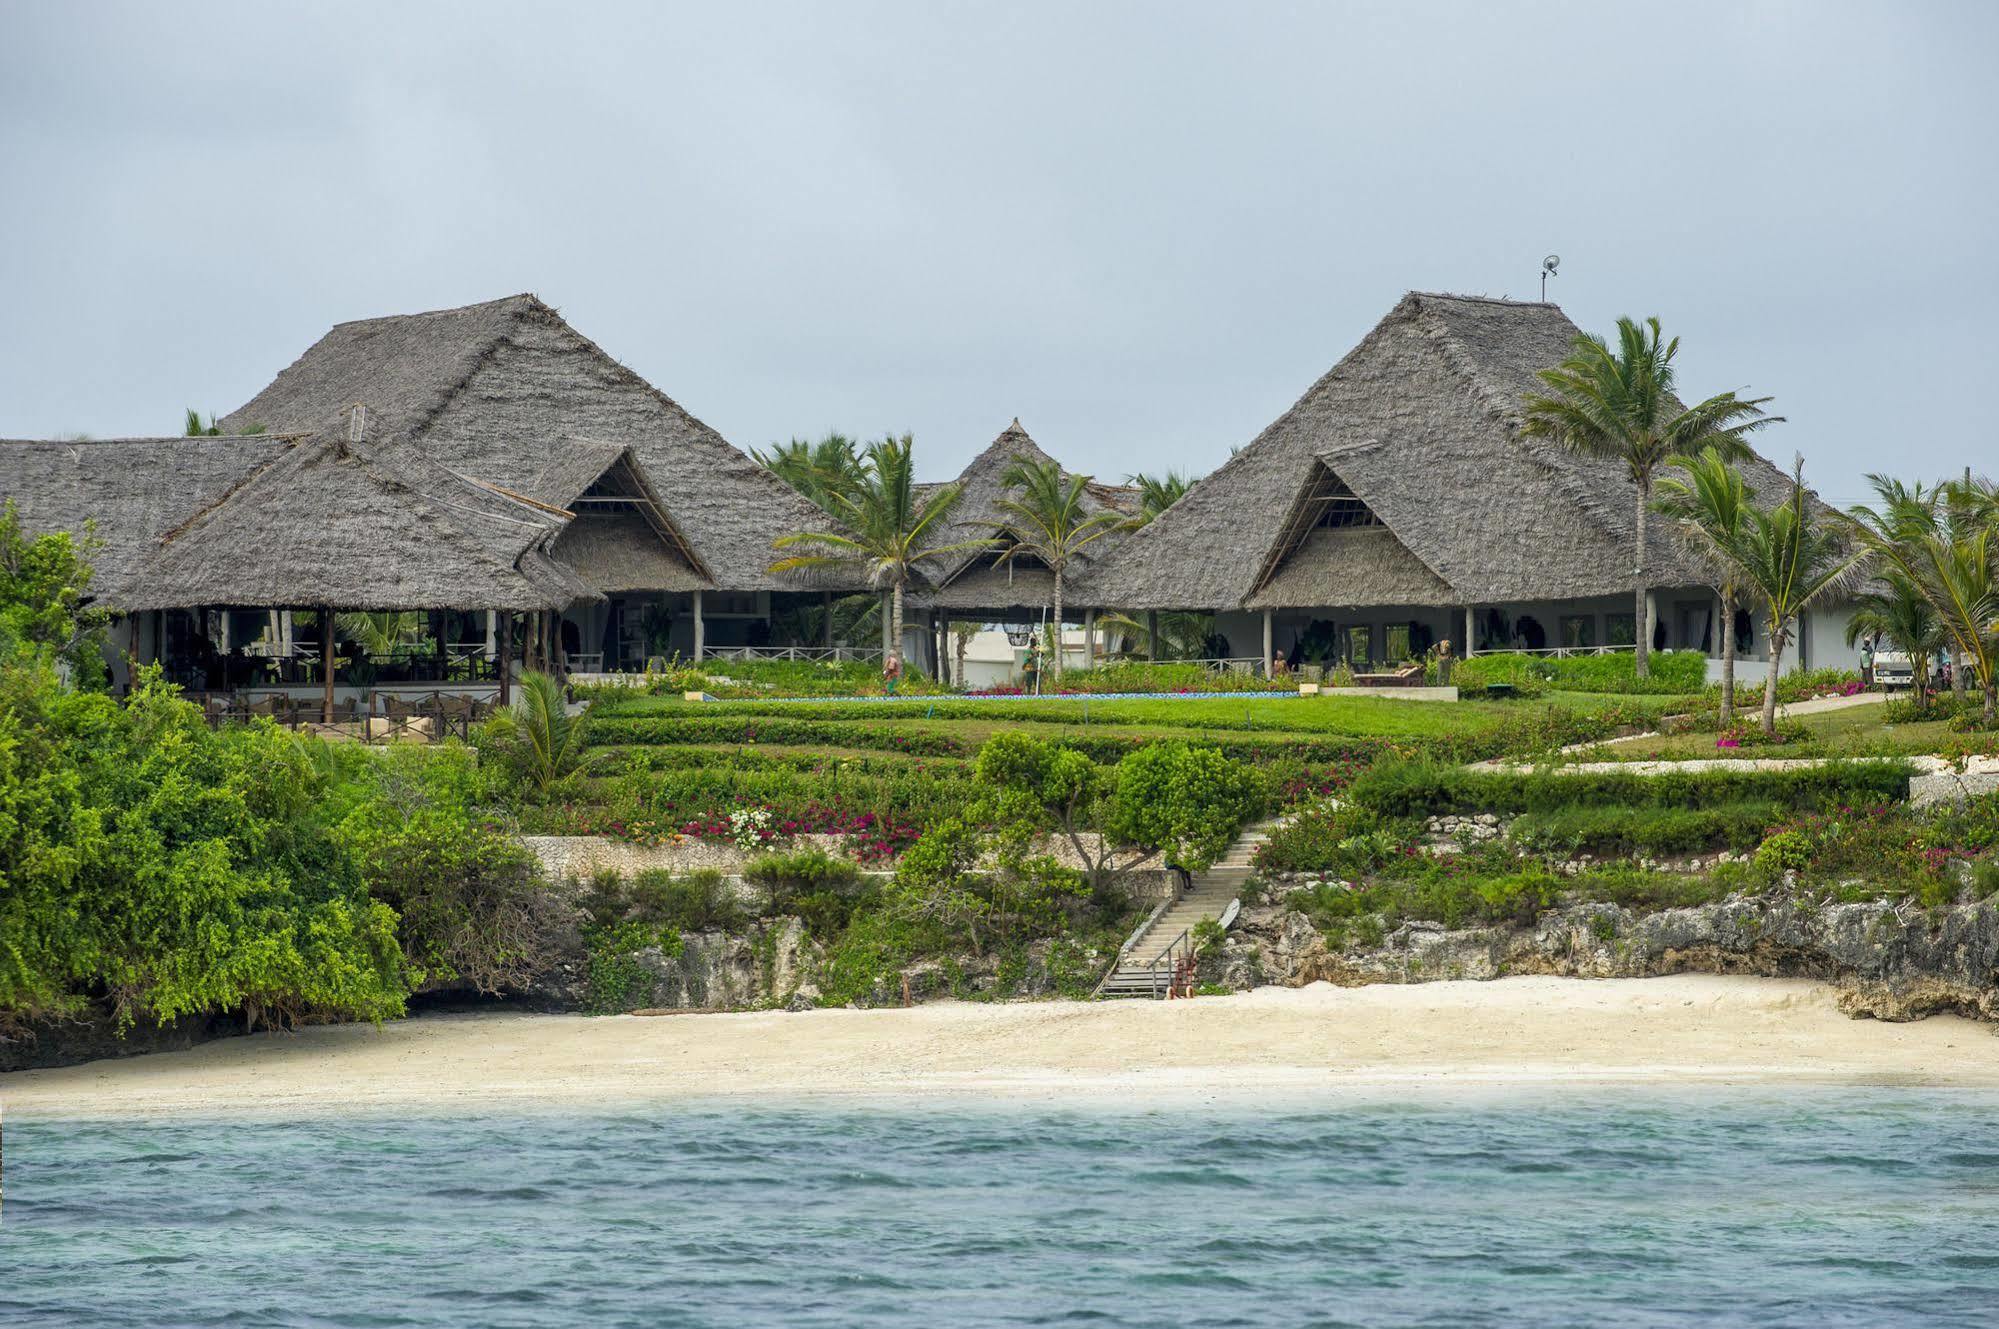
[
  {"xmin": 1080, "ymin": 292, "xmax": 1806, "ymax": 614},
  {"xmin": 917, "ymin": 420, "xmax": 1137, "ymax": 614},
  {"xmin": 116, "ymin": 428, "xmax": 596, "ymax": 613},
  {"xmin": 221, "ymin": 293, "xmax": 840, "ymax": 592},
  {"xmin": 0, "ymin": 435, "xmax": 296, "ymax": 604}
]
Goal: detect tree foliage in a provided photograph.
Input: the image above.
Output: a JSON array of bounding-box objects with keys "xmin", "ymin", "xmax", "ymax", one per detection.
[{"xmin": 1522, "ymin": 317, "xmax": 1776, "ymax": 677}]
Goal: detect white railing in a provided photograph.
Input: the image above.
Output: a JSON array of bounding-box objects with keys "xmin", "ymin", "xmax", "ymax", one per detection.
[
  {"xmin": 1465, "ymin": 643, "xmax": 1637, "ymax": 659},
  {"xmin": 1182, "ymin": 656, "xmax": 1268, "ymax": 675},
  {"xmin": 704, "ymin": 645, "xmax": 883, "ymax": 663}
]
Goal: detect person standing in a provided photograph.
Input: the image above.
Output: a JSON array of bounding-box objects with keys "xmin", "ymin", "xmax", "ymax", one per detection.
[{"xmin": 883, "ymin": 650, "xmax": 903, "ymax": 697}]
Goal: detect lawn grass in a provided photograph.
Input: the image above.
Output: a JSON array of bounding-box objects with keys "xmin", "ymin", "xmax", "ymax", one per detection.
[
  {"xmin": 1569, "ymin": 700, "xmax": 1955, "ymax": 761},
  {"xmin": 593, "ymin": 692, "xmax": 1564, "ymax": 738}
]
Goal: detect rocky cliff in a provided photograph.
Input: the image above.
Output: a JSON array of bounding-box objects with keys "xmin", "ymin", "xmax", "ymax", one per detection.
[{"xmin": 1221, "ymin": 895, "xmax": 1999, "ymax": 1021}]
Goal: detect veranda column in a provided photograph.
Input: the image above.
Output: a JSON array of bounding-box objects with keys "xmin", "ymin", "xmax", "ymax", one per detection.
[
  {"xmin": 1463, "ymin": 606, "xmax": 1477, "ymax": 658},
  {"xmin": 1645, "ymin": 590, "xmax": 1659, "ymax": 654},
  {"xmin": 498, "ymin": 612, "xmax": 513, "ymax": 707},
  {"xmin": 1261, "ymin": 609, "xmax": 1274, "ymax": 677},
  {"xmin": 320, "ymin": 606, "xmax": 335, "ymax": 725},
  {"xmin": 485, "ymin": 610, "xmax": 497, "ymax": 660},
  {"xmin": 692, "ymin": 590, "xmax": 706, "ymax": 662},
  {"xmin": 1147, "ymin": 610, "xmax": 1159, "ymax": 663},
  {"xmin": 1084, "ymin": 608, "xmax": 1097, "ymax": 669}
]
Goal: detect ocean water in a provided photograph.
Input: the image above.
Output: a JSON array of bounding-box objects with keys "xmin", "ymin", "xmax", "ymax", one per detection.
[{"xmin": 4, "ymin": 1090, "xmax": 1998, "ymax": 1327}]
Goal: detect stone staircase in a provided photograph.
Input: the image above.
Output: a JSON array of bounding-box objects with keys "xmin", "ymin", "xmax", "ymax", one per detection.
[{"xmin": 1095, "ymin": 823, "xmax": 1271, "ymax": 999}]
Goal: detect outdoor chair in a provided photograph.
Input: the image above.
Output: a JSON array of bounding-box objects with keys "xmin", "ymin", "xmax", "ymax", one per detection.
[{"xmin": 1353, "ymin": 661, "xmax": 1425, "ymax": 688}]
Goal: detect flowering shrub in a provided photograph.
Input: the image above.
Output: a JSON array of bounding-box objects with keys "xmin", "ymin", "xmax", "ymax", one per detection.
[{"xmin": 728, "ymin": 807, "xmax": 774, "ymax": 850}]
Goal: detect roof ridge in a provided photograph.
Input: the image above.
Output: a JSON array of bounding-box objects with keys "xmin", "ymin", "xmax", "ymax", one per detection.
[
  {"xmin": 1405, "ymin": 290, "xmax": 1557, "ymax": 309},
  {"xmin": 329, "ymin": 292, "xmax": 543, "ymax": 330}
]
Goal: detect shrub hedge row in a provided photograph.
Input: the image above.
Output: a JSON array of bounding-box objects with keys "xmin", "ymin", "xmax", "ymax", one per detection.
[{"xmin": 1348, "ymin": 758, "xmax": 1913, "ymax": 817}]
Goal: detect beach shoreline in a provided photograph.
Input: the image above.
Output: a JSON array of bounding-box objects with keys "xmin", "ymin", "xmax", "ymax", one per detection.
[{"xmin": 5, "ymin": 975, "xmax": 1996, "ymax": 1119}]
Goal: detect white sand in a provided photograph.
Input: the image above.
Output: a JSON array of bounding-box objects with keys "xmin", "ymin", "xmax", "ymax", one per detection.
[{"xmin": 5, "ymin": 975, "xmax": 1995, "ymax": 1119}]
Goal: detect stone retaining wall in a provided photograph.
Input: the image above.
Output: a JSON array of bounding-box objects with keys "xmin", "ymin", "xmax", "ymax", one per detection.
[{"xmin": 523, "ymin": 835, "xmax": 1178, "ymax": 902}]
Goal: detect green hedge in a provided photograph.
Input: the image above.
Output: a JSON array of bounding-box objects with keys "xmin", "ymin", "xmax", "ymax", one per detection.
[
  {"xmin": 1456, "ymin": 649, "xmax": 1707, "ymax": 696},
  {"xmin": 1507, "ymin": 802, "xmax": 1783, "ymax": 857},
  {"xmin": 1348, "ymin": 757, "xmax": 1913, "ymax": 817}
]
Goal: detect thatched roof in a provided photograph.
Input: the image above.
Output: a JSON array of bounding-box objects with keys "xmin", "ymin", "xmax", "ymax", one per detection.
[
  {"xmin": 0, "ymin": 435, "xmax": 295, "ymax": 603},
  {"xmin": 115, "ymin": 430, "xmax": 595, "ymax": 613},
  {"xmin": 223, "ymin": 294, "xmax": 846, "ymax": 591},
  {"xmin": 924, "ymin": 420, "xmax": 1134, "ymax": 602},
  {"xmin": 1083, "ymin": 292, "xmax": 1810, "ymax": 611}
]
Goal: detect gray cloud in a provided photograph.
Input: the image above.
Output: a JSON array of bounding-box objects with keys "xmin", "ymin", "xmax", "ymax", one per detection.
[{"xmin": 3, "ymin": 0, "xmax": 1992, "ymax": 508}]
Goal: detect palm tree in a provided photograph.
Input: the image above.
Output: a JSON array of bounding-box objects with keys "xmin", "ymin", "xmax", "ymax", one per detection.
[
  {"xmin": 1095, "ymin": 609, "xmax": 1213, "ymax": 661},
  {"xmin": 1522, "ymin": 317, "xmax": 1777, "ymax": 677},
  {"xmin": 989, "ymin": 459, "xmax": 1125, "ymax": 681},
  {"xmin": 753, "ymin": 432, "xmax": 861, "ymax": 514},
  {"xmin": 1653, "ymin": 449, "xmax": 1755, "ymax": 727},
  {"xmin": 952, "ymin": 619, "xmax": 980, "ymax": 688},
  {"xmin": 482, "ymin": 670, "xmax": 590, "ymax": 797},
  {"xmin": 1126, "ymin": 470, "xmax": 1193, "ymax": 526},
  {"xmin": 1847, "ymin": 475, "xmax": 1999, "ymax": 724},
  {"xmin": 769, "ymin": 434, "xmax": 990, "ymax": 660},
  {"xmin": 184, "ymin": 408, "xmax": 264, "ymax": 437},
  {"xmin": 1723, "ymin": 460, "xmax": 1871, "ymax": 736},
  {"xmin": 1843, "ymin": 574, "xmax": 1943, "ymax": 709},
  {"xmin": 337, "ymin": 610, "xmax": 424, "ymax": 658}
]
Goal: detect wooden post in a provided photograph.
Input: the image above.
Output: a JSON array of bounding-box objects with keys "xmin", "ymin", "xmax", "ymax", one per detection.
[
  {"xmin": 320, "ymin": 606, "xmax": 335, "ymax": 725},
  {"xmin": 1463, "ymin": 605, "xmax": 1477, "ymax": 658},
  {"xmin": 1261, "ymin": 609, "xmax": 1274, "ymax": 677},
  {"xmin": 691, "ymin": 590, "xmax": 705, "ymax": 662},
  {"xmin": 1147, "ymin": 610, "xmax": 1159, "ymax": 663},
  {"xmin": 1084, "ymin": 608, "xmax": 1097, "ymax": 668},
  {"xmin": 498, "ymin": 612, "xmax": 513, "ymax": 706},
  {"xmin": 821, "ymin": 590, "xmax": 834, "ymax": 648}
]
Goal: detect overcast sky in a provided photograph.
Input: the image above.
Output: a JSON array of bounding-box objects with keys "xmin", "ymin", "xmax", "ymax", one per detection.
[{"xmin": 2, "ymin": 1, "xmax": 1991, "ymax": 504}]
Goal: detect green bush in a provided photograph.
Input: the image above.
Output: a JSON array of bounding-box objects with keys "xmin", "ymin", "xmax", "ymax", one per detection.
[
  {"xmin": 581, "ymin": 867, "xmax": 742, "ymax": 933},
  {"xmin": 1752, "ymin": 830, "xmax": 1813, "ymax": 876},
  {"xmin": 1039, "ymin": 661, "xmax": 1293, "ymax": 694},
  {"xmin": 746, "ymin": 848, "xmax": 872, "ymax": 935},
  {"xmin": 1508, "ymin": 802, "xmax": 1782, "ymax": 858},
  {"xmin": 1348, "ymin": 757, "xmax": 1911, "ymax": 818},
  {"xmin": 0, "ymin": 666, "xmax": 405, "ymax": 1032},
  {"xmin": 1456, "ymin": 650, "xmax": 1706, "ymax": 696},
  {"xmin": 1254, "ymin": 803, "xmax": 1411, "ymax": 875}
]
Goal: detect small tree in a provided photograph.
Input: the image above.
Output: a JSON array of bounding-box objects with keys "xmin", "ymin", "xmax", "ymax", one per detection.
[
  {"xmin": 1844, "ymin": 574, "xmax": 1944, "ymax": 710},
  {"xmin": 477, "ymin": 670, "xmax": 590, "ymax": 798},
  {"xmin": 1722, "ymin": 460, "xmax": 1871, "ymax": 736},
  {"xmin": 971, "ymin": 732, "xmax": 1265, "ymax": 889},
  {"xmin": 1653, "ymin": 449, "xmax": 1755, "ymax": 728}
]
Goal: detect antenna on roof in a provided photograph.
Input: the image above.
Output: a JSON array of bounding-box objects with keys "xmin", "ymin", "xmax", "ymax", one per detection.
[{"xmin": 1541, "ymin": 255, "xmax": 1560, "ymax": 301}]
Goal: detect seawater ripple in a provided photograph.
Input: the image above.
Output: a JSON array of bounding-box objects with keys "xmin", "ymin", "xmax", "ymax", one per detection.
[{"xmin": 3, "ymin": 1089, "xmax": 1998, "ymax": 1327}]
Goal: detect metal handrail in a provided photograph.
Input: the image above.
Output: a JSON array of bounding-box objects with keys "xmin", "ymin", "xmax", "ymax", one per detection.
[
  {"xmin": 1139, "ymin": 926, "xmax": 1198, "ymax": 999},
  {"xmin": 1090, "ymin": 868, "xmax": 1189, "ymax": 998}
]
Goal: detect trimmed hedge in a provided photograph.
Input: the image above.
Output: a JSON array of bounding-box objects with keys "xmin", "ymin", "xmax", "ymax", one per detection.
[
  {"xmin": 1348, "ymin": 757, "xmax": 1914, "ymax": 818},
  {"xmin": 1507, "ymin": 802, "xmax": 1783, "ymax": 857},
  {"xmin": 1456, "ymin": 649, "xmax": 1708, "ymax": 696}
]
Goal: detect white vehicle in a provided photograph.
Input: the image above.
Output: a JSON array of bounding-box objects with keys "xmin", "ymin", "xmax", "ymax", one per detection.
[{"xmin": 1872, "ymin": 651, "xmax": 1916, "ymax": 690}]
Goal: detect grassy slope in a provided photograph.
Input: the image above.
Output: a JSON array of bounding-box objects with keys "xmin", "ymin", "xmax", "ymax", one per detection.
[
  {"xmin": 1573, "ymin": 701, "xmax": 1952, "ymax": 762},
  {"xmin": 590, "ymin": 691, "xmax": 1693, "ymax": 740}
]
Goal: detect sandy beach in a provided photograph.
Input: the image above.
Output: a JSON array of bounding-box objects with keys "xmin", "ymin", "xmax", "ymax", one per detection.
[{"xmin": 5, "ymin": 975, "xmax": 1996, "ymax": 1118}]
